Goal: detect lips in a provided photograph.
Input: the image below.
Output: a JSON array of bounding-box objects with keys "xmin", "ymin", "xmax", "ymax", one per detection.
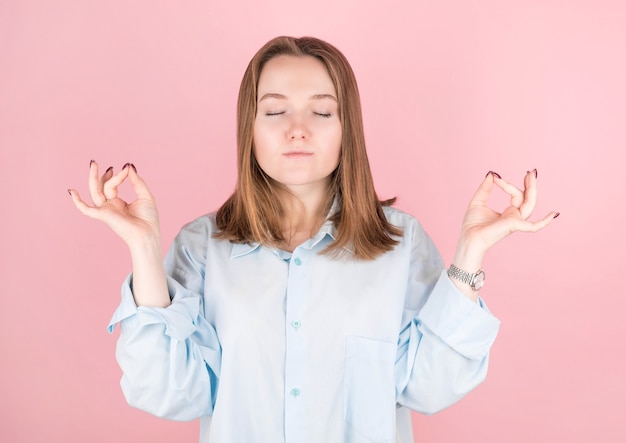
[{"xmin": 283, "ymin": 150, "xmax": 313, "ymax": 158}]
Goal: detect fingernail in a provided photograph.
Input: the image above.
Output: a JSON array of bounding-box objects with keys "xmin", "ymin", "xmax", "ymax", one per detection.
[
  {"xmin": 130, "ymin": 163, "xmax": 137, "ymax": 173},
  {"xmin": 553, "ymin": 212, "xmax": 560, "ymax": 219},
  {"xmin": 486, "ymin": 170, "xmax": 502, "ymax": 179},
  {"xmin": 122, "ymin": 162, "xmax": 131, "ymax": 169},
  {"xmin": 533, "ymin": 168, "xmax": 538, "ymax": 179},
  {"xmin": 105, "ymin": 166, "xmax": 113, "ymax": 174},
  {"xmin": 67, "ymin": 189, "xmax": 72, "ymax": 196},
  {"xmin": 90, "ymin": 159, "xmax": 95, "ymax": 167}
]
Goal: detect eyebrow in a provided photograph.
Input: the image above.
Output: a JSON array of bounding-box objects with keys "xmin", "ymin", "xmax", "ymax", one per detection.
[{"xmin": 258, "ymin": 93, "xmax": 337, "ymax": 102}]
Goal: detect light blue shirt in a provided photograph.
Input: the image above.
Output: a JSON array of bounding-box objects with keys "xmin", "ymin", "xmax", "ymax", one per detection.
[{"xmin": 108, "ymin": 206, "xmax": 500, "ymax": 443}]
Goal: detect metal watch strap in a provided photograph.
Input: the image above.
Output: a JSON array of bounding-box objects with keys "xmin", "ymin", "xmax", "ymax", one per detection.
[
  {"xmin": 447, "ymin": 264, "xmax": 484, "ymax": 291},
  {"xmin": 447, "ymin": 264, "xmax": 473, "ymax": 285}
]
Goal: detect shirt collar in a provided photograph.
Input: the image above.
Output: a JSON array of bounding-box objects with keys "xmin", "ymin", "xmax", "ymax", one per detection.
[
  {"xmin": 229, "ymin": 198, "xmax": 352, "ymax": 259},
  {"xmin": 230, "ymin": 242, "xmax": 260, "ymax": 259}
]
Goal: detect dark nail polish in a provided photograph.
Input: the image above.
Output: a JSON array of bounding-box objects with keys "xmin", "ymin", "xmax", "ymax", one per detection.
[
  {"xmin": 122, "ymin": 162, "xmax": 131, "ymax": 169},
  {"xmin": 67, "ymin": 189, "xmax": 72, "ymax": 196},
  {"xmin": 491, "ymin": 171, "xmax": 502, "ymax": 179},
  {"xmin": 553, "ymin": 212, "xmax": 560, "ymax": 219},
  {"xmin": 534, "ymin": 168, "xmax": 538, "ymax": 179},
  {"xmin": 90, "ymin": 159, "xmax": 95, "ymax": 166},
  {"xmin": 105, "ymin": 166, "xmax": 113, "ymax": 174},
  {"xmin": 130, "ymin": 163, "xmax": 137, "ymax": 173}
]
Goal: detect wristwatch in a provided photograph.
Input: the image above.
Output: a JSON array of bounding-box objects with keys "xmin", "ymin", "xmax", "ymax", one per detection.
[{"xmin": 447, "ymin": 264, "xmax": 485, "ymax": 291}]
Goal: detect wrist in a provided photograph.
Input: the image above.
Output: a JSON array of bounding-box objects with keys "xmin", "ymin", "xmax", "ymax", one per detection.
[
  {"xmin": 447, "ymin": 264, "xmax": 485, "ymax": 292},
  {"xmin": 452, "ymin": 240, "xmax": 485, "ymax": 272},
  {"xmin": 128, "ymin": 234, "xmax": 163, "ymax": 263}
]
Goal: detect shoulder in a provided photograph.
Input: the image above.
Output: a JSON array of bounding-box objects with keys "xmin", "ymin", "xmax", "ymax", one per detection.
[
  {"xmin": 171, "ymin": 213, "xmax": 221, "ymax": 252},
  {"xmin": 178, "ymin": 212, "xmax": 218, "ymax": 236},
  {"xmin": 382, "ymin": 206, "xmax": 436, "ymax": 252},
  {"xmin": 382, "ymin": 205, "xmax": 416, "ymax": 225},
  {"xmin": 166, "ymin": 213, "xmax": 229, "ymax": 267},
  {"xmin": 382, "ymin": 206, "xmax": 425, "ymax": 234}
]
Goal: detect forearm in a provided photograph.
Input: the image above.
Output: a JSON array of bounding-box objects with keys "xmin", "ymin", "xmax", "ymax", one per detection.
[
  {"xmin": 117, "ymin": 318, "xmax": 216, "ymax": 420},
  {"xmin": 128, "ymin": 234, "xmax": 170, "ymax": 308},
  {"xmin": 397, "ymin": 271, "xmax": 500, "ymax": 413},
  {"xmin": 451, "ymin": 238, "xmax": 486, "ymax": 302}
]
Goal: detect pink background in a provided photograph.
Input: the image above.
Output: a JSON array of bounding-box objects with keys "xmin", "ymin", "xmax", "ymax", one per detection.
[{"xmin": 1, "ymin": 0, "xmax": 625, "ymax": 441}]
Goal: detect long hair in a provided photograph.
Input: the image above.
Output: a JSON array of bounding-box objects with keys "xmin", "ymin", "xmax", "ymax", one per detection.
[{"xmin": 215, "ymin": 36, "xmax": 401, "ymax": 259}]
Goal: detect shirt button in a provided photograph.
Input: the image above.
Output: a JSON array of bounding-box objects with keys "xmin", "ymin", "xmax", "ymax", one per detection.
[
  {"xmin": 290, "ymin": 388, "xmax": 301, "ymax": 397},
  {"xmin": 291, "ymin": 320, "xmax": 301, "ymax": 329},
  {"xmin": 293, "ymin": 257, "xmax": 302, "ymax": 266}
]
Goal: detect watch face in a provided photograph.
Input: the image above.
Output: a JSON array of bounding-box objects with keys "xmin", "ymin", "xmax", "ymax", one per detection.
[{"xmin": 472, "ymin": 271, "xmax": 485, "ymax": 290}]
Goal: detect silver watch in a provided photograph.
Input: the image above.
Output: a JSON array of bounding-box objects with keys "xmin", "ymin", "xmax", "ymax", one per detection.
[{"xmin": 447, "ymin": 264, "xmax": 485, "ymax": 291}]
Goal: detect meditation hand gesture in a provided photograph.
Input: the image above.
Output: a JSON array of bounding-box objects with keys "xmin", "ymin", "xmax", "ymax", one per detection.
[
  {"xmin": 69, "ymin": 160, "xmax": 169, "ymax": 307},
  {"xmin": 68, "ymin": 161, "xmax": 161, "ymax": 247},
  {"xmin": 451, "ymin": 169, "xmax": 559, "ymax": 299}
]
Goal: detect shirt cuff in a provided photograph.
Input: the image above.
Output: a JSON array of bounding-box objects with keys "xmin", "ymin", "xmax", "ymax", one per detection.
[
  {"xmin": 417, "ymin": 270, "xmax": 501, "ymax": 361},
  {"xmin": 107, "ymin": 274, "xmax": 139, "ymax": 333},
  {"xmin": 107, "ymin": 273, "xmax": 200, "ymax": 341}
]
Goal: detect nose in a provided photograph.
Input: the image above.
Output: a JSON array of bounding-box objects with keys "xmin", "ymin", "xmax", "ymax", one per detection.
[
  {"xmin": 287, "ymin": 115, "xmax": 308, "ymax": 140},
  {"xmin": 289, "ymin": 129, "xmax": 305, "ymax": 140}
]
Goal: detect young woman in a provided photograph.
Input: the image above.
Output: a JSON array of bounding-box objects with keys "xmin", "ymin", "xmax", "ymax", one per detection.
[{"xmin": 70, "ymin": 36, "xmax": 558, "ymax": 442}]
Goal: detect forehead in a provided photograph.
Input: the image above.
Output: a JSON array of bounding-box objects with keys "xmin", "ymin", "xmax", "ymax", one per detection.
[{"xmin": 257, "ymin": 55, "xmax": 336, "ymax": 97}]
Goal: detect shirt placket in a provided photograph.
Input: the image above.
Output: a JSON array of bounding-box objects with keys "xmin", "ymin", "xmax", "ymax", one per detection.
[{"xmin": 283, "ymin": 247, "xmax": 307, "ymax": 442}]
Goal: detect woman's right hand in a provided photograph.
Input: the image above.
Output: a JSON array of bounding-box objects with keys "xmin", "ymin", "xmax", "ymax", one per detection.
[{"xmin": 69, "ymin": 161, "xmax": 161, "ymax": 247}]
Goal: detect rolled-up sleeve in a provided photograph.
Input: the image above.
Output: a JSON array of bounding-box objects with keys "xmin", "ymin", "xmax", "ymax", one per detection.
[
  {"xmin": 395, "ymin": 220, "xmax": 500, "ymax": 415},
  {"xmin": 107, "ymin": 217, "xmax": 221, "ymax": 421}
]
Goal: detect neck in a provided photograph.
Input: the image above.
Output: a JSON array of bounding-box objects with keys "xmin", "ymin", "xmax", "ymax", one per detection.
[{"xmin": 280, "ymin": 183, "xmax": 332, "ymax": 250}]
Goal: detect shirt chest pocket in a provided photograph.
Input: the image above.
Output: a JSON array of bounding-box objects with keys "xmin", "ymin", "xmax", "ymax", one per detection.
[{"xmin": 344, "ymin": 336, "xmax": 396, "ymax": 442}]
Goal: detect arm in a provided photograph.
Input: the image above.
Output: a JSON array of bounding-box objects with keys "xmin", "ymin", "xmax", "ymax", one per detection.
[
  {"xmin": 111, "ymin": 223, "xmax": 221, "ymax": 420},
  {"xmin": 395, "ymin": 267, "xmax": 500, "ymax": 414},
  {"xmin": 70, "ymin": 161, "xmax": 219, "ymax": 420},
  {"xmin": 70, "ymin": 161, "xmax": 170, "ymax": 307},
  {"xmin": 394, "ymin": 227, "xmax": 500, "ymax": 414},
  {"xmin": 396, "ymin": 169, "xmax": 557, "ymax": 413}
]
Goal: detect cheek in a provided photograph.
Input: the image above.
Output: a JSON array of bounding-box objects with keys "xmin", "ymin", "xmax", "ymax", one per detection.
[
  {"xmin": 253, "ymin": 122, "xmax": 271, "ymax": 156},
  {"xmin": 253, "ymin": 120, "xmax": 281, "ymax": 148}
]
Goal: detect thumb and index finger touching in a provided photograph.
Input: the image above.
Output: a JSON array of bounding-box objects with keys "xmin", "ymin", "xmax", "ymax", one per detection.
[
  {"xmin": 69, "ymin": 161, "xmax": 154, "ymax": 219},
  {"xmin": 468, "ymin": 169, "xmax": 559, "ymax": 233},
  {"xmin": 102, "ymin": 162, "xmax": 154, "ymax": 202},
  {"xmin": 470, "ymin": 170, "xmax": 538, "ymax": 212}
]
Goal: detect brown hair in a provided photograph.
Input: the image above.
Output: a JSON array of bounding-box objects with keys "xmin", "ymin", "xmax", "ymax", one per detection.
[{"xmin": 215, "ymin": 36, "xmax": 401, "ymax": 259}]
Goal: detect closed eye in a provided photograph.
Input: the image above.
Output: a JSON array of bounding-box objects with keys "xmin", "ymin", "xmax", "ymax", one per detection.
[
  {"xmin": 314, "ymin": 112, "xmax": 332, "ymax": 118},
  {"xmin": 266, "ymin": 111, "xmax": 285, "ymax": 116}
]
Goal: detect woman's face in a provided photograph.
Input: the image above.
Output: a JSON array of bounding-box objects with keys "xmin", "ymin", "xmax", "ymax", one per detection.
[{"xmin": 253, "ymin": 55, "xmax": 342, "ymax": 196}]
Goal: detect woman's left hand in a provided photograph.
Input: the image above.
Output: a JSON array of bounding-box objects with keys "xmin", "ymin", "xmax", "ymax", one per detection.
[{"xmin": 452, "ymin": 169, "xmax": 559, "ymax": 282}]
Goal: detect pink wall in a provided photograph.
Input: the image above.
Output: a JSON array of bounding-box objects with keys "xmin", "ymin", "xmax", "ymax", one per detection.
[{"xmin": 1, "ymin": 0, "xmax": 624, "ymax": 441}]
